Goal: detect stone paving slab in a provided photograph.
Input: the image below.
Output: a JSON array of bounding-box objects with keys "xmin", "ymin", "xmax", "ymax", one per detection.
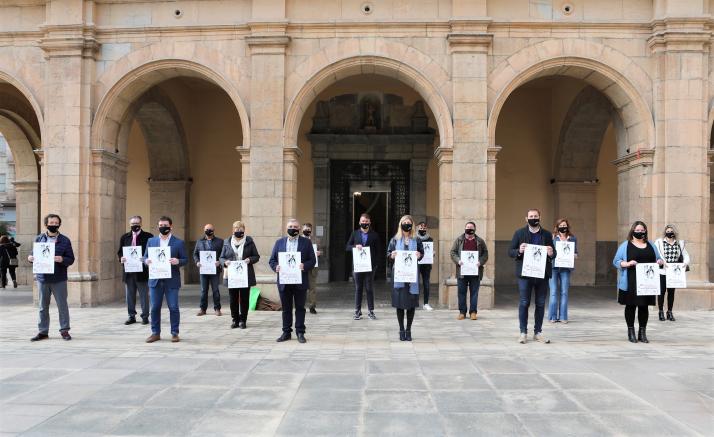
[{"xmin": 0, "ymin": 287, "xmax": 711, "ymax": 436}]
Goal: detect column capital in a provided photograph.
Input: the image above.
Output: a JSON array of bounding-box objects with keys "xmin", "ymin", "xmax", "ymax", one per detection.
[
  {"xmin": 12, "ymin": 179, "xmax": 39, "ymax": 192},
  {"xmin": 90, "ymin": 149, "xmax": 129, "ymax": 171},
  {"xmin": 708, "ymin": 149, "xmax": 714, "ymax": 168},
  {"xmin": 612, "ymin": 149, "xmax": 655, "ymax": 173},
  {"xmin": 236, "ymin": 146, "xmax": 251, "ymax": 163},
  {"xmin": 447, "ymin": 32, "xmax": 493, "ymax": 54},
  {"xmin": 39, "ymin": 24, "xmax": 100, "ymax": 59},
  {"xmin": 246, "ymin": 22, "xmax": 290, "ymax": 54},
  {"xmin": 434, "ymin": 147, "xmax": 453, "ymax": 167},
  {"xmin": 487, "ymin": 146, "xmax": 502, "ymax": 164},
  {"xmin": 283, "ymin": 147, "xmax": 302, "ymax": 164},
  {"xmin": 648, "ymin": 18, "xmax": 711, "ymax": 52}
]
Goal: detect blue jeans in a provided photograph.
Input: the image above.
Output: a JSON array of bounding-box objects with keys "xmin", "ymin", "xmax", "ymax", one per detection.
[
  {"xmin": 37, "ymin": 281, "xmax": 70, "ymax": 334},
  {"xmin": 199, "ymin": 274, "xmax": 221, "ymax": 311},
  {"xmin": 457, "ymin": 276, "xmax": 481, "ymax": 314},
  {"xmin": 518, "ymin": 278, "xmax": 548, "ymax": 334},
  {"xmin": 150, "ymin": 280, "xmax": 180, "ymax": 336},
  {"xmin": 125, "ymin": 274, "xmax": 149, "ymax": 319},
  {"xmin": 548, "ymin": 268, "xmax": 571, "ymax": 321}
]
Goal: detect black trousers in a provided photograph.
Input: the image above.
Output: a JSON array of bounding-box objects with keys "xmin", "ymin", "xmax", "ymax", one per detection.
[
  {"xmin": 658, "ymin": 289, "xmax": 675, "ymax": 311},
  {"xmin": 229, "ymin": 288, "xmax": 250, "ymax": 323},
  {"xmin": 419, "ymin": 265, "xmax": 431, "ymax": 305},
  {"xmin": 354, "ymin": 271, "xmax": 375, "ymax": 312},
  {"xmin": 279, "ymin": 285, "xmax": 306, "ymax": 334}
]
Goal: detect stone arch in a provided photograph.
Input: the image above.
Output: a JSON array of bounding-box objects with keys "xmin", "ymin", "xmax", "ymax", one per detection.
[
  {"xmin": 0, "ymin": 69, "xmax": 44, "ymax": 143},
  {"xmin": 488, "ymin": 39, "xmax": 654, "ymax": 156},
  {"xmin": 93, "ymin": 51, "xmax": 250, "ymax": 153},
  {"xmin": 284, "ymin": 46, "xmax": 453, "ymax": 149}
]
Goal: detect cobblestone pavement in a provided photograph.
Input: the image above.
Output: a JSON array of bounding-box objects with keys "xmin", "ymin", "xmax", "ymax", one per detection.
[{"xmin": 0, "ymin": 285, "xmax": 711, "ymax": 436}]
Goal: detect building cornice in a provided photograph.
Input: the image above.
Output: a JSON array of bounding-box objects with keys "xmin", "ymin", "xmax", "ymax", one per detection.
[{"xmin": 612, "ymin": 149, "xmax": 655, "ymax": 173}]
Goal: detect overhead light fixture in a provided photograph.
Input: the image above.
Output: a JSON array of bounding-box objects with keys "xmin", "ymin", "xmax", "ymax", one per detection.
[{"xmin": 353, "ymin": 191, "xmax": 362, "ymax": 197}]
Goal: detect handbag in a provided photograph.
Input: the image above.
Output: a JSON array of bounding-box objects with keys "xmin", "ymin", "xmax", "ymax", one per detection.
[{"xmin": 9, "ymin": 258, "xmax": 18, "ymax": 266}]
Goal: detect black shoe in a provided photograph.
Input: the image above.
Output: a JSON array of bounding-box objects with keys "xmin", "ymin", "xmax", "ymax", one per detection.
[
  {"xmin": 405, "ymin": 330, "xmax": 412, "ymax": 341},
  {"xmin": 12, "ymin": 280, "xmax": 17, "ymax": 288},
  {"xmin": 125, "ymin": 317, "xmax": 136, "ymax": 325},
  {"xmin": 368, "ymin": 311, "xmax": 377, "ymax": 320},
  {"xmin": 667, "ymin": 311, "xmax": 675, "ymax": 322},
  {"xmin": 231, "ymin": 321, "xmax": 238, "ymax": 329},
  {"xmin": 141, "ymin": 317, "xmax": 149, "ymax": 325},
  {"xmin": 30, "ymin": 333, "xmax": 49, "ymax": 342},
  {"xmin": 659, "ymin": 310, "xmax": 665, "ymax": 321},
  {"xmin": 638, "ymin": 327, "xmax": 649, "ymax": 343},
  {"xmin": 399, "ymin": 330, "xmax": 406, "ymax": 341},
  {"xmin": 353, "ymin": 311, "xmax": 362, "ymax": 320},
  {"xmin": 627, "ymin": 327, "xmax": 637, "ymax": 343},
  {"xmin": 239, "ymin": 321, "xmax": 246, "ymax": 329},
  {"xmin": 60, "ymin": 331, "xmax": 72, "ymax": 341},
  {"xmin": 309, "ymin": 306, "xmax": 317, "ymax": 314},
  {"xmin": 276, "ymin": 333, "xmax": 292, "ymax": 342},
  {"xmin": 296, "ymin": 333, "xmax": 306, "ymax": 343}
]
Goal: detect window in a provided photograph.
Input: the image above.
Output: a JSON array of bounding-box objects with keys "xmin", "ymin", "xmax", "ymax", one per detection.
[{"xmin": 0, "ymin": 174, "xmax": 7, "ymax": 193}]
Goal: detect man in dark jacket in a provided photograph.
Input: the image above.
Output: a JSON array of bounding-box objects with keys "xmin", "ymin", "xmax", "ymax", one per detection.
[
  {"xmin": 193, "ymin": 223, "xmax": 223, "ymax": 316},
  {"xmin": 28, "ymin": 214, "xmax": 75, "ymax": 342},
  {"xmin": 508, "ymin": 208, "xmax": 556, "ymax": 344},
  {"xmin": 345, "ymin": 213, "xmax": 382, "ymax": 320},
  {"xmin": 117, "ymin": 215, "xmax": 153, "ymax": 325},
  {"xmin": 450, "ymin": 221, "xmax": 489, "ymax": 320}
]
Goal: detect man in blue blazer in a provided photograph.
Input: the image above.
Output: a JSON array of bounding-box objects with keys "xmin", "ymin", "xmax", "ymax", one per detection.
[
  {"xmin": 269, "ymin": 218, "xmax": 316, "ymax": 343},
  {"xmin": 143, "ymin": 216, "xmax": 188, "ymax": 343}
]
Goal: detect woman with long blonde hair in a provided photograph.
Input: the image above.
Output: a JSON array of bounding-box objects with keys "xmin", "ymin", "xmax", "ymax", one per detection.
[{"xmin": 387, "ymin": 215, "xmax": 424, "ymax": 341}]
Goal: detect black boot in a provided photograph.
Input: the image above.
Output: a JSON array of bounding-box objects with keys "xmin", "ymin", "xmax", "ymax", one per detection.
[
  {"xmin": 658, "ymin": 310, "xmax": 665, "ymax": 321},
  {"xmin": 666, "ymin": 311, "xmax": 675, "ymax": 322},
  {"xmin": 405, "ymin": 330, "xmax": 412, "ymax": 341},
  {"xmin": 638, "ymin": 327, "xmax": 649, "ymax": 343},
  {"xmin": 627, "ymin": 327, "xmax": 637, "ymax": 343},
  {"xmin": 399, "ymin": 330, "xmax": 406, "ymax": 341}
]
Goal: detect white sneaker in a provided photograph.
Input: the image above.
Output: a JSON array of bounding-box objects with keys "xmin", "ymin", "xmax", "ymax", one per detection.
[
  {"xmin": 518, "ymin": 333, "xmax": 527, "ymax": 344},
  {"xmin": 423, "ymin": 304, "xmax": 433, "ymax": 311},
  {"xmin": 533, "ymin": 333, "xmax": 551, "ymax": 344}
]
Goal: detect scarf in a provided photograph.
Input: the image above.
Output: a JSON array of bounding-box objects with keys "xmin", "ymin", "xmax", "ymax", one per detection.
[
  {"xmin": 231, "ymin": 236, "xmax": 245, "ymax": 260},
  {"xmin": 394, "ymin": 237, "xmax": 419, "ymax": 294},
  {"xmin": 417, "ymin": 232, "xmax": 431, "ymax": 241}
]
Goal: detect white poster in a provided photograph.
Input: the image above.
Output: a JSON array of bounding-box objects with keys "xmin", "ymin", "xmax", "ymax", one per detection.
[
  {"xmin": 393, "ymin": 250, "xmax": 418, "ymax": 283},
  {"xmin": 352, "ymin": 247, "xmax": 372, "ymax": 273},
  {"xmin": 554, "ymin": 241, "xmax": 575, "ymax": 269},
  {"xmin": 460, "ymin": 250, "xmax": 479, "ymax": 276},
  {"xmin": 278, "ymin": 251, "xmax": 302, "ymax": 285},
  {"xmin": 521, "ymin": 244, "xmax": 547, "ymax": 279},
  {"xmin": 32, "ymin": 242, "xmax": 55, "ymax": 274},
  {"xmin": 199, "ymin": 251, "xmax": 217, "ymax": 275},
  {"xmin": 122, "ymin": 246, "xmax": 143, "ymax": 273},
  {"xmin": 227, "ymin": 260, "xmax": 249, "ymax": 289},
  {"xmin": 148, "ymin": 247, "xmax": 172, "ymax": 280},
  {"xmin": 636, "ymin": 263, "xmax": 661, "ymax": 296},
  {"xmin": 665, "ymin": 263, "xmax": 687, "ymax": 289},
  {"xmin": 313, "ymin": 244, "xmax": 319, "ymax": 268},
  {"xmin": 419, "ymin": 242, "xmax": 434, "ymax": 265}
]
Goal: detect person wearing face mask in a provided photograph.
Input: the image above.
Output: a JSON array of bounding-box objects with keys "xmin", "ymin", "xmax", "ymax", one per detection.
[
  {"xmin": 28, "ymin": 214, "xmax": 75, "ymax": 342},
  {"xmin": 143, "ymin": 216, "xmax": 188, "ymax": 343},
  {"xmin": 416, "ymin": 221, "xmax": 434, "ymax": 311},
  {"xmin": 613, "ymin": 221, "xmax": 664, "ymax": 343},
  {"xmin": 117, "ymin": 215, "xmax": 153, "ymax": 325},
  {"xmin": 220, "ymin": 221, "xmax": 260, "ymax": 329},
  {"xmin": 548, "ymin": 218, "xmax": 578, "ymax": 324},
  {"xmin": 301, "ymin": 223, "xmax": 321, "ymax": 314},
  {"xmin": 654, "ymin": 225, "xmax": 690, "ymax": 322},
  {"xmin": 269, "ymin": 218, "xmax": 316, "ymax": 343},
  {"xmin": 508, "ymin": 208, "xmax": 556, "ymax": 344},
  {"xmin": 450, "ymin": 221, "xmax": 489, "ymax": 320},
  {"xmin": 193, "ymin": 223, "xmax": 224, "ymax": 317},
  {"xmin": 346, "ymin": 213, "xmax": 382, "ymax": 320},
  {"xmin": 387, "ymin": 215, "xmax": 424, "ymax": 341}
]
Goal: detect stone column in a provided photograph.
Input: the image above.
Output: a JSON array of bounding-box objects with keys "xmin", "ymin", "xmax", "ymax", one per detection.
[
  {"xmin": 409, "ymin": 159, "xmax": 429, "ymax": 222},
  {"xmin": 13, "ymin": 179, "xmax": 39, "ymax": 286},
  {"xmin": 435, "ymin": 148, "xmax": 454, "ymax": 308},
  {"xmin": 312, "ymin": 152, "xmax": 330, "ymax": 283},
  {"xmin": 447, "ymin": 23, "xmax": 493, "ymax": 309},
  {"xmin": 485, "ymin": 146, "xmax": 501, "ymax": 288},
  {"xmin": 148, "ymin": 180, "xmax": 191, "ymax": 240},
  {"xmin": 613, "ymin": 150, "xmax": 655, "ymax": 237},
  {"xmin": 553, "ymin": 182, "xmax": 598, "ymax": 286},
  {"xmin": 39, "ymin": 0, "xmax": 100, "ymax": 306}
]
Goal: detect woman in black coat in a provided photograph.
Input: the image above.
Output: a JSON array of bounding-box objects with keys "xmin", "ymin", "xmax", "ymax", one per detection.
[
  {"xmin": 0, "ymin": 235, "xmax": 18, "ymax": 288},
  {"xmin": 219, "ymin": 221, "xmax": 260, "ymax": 329}
]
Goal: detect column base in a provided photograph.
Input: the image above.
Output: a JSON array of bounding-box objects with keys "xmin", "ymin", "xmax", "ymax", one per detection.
[
  {"xmin": 670, "ymin": 282, "xmax": 714, "ymax": 310},
  {"xmin": 443, "ymin": 276, "xmax": 495, "ymax": 310}
]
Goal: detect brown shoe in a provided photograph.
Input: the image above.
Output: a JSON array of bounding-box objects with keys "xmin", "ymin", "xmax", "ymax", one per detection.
[
  {"xmin": 171, "ymin": 335, "xmax": 180, "ymax": 343},
  {"xmin": 457, "ymin": 313, "xmax": 466, "ymax": 320},
  {"xmin": 196, "ymin": 310, "xmax": 206, "ymax": 316},
  {"xmin": 145, "ymin": 334, "xmax": 160, "ymax": 343},
  {"xmin": 215, "ymin": 309, "xmax": 222, "ymax": 316},
  {"xmin": 470, "ymin": 312, "xmax": 478, "ymax": 320}
]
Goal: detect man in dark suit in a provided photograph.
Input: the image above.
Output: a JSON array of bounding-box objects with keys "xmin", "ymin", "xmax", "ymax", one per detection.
[
  {"xmin": 143, "ymin": 216, "xmax": 188, "ymax": 343},
  {"xmin": 346, "ymin": 213, "xmax": 382, "ymax": 320},
  {"xmin": 269, "ymin": 218, "xmax": 316, "ymax": 343},
  {"xmin": 117, "ymin": 215, "xmax": 153, "ymax": 325}
]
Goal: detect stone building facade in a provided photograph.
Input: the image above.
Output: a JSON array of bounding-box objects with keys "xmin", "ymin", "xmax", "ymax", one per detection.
[{"xmin": 0, "ymin": 0, "xmax": 712, "ymax": 308}]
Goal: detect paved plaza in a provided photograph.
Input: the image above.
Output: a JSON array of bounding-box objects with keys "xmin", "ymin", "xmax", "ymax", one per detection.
[{"xmin": 0, "ymin": 284, "xmax": 712, "ymax": 436}]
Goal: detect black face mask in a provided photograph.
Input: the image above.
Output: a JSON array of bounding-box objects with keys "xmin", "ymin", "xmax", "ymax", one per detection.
[
  {"xmin": 131, "ymin": 225, "xmax": 141, "ymax": 233},
  {"xmin": 287, "ymin": 228, "xmax": 299, "ymax": 237},
  {"xmin": 401, "ymin": 223, "xmax": 412, "ymax": 232},
  {"xmin": 527, "ymin": 219, "xmax": 540, "ymax": 228},
  {"xmin": 464, "ymin": 229, "xmax": 475, "ymax": 235},
  {"xmin": 632, "ymin": 231, "xmax": 646, "ymax": 240},
  {"xmin": 205, "ymin": 230, "xmax": 214, "ymax": 237},
  {"xmin": 47, "ymin": 225, "xmax": 60, "ymax": 234},
  {"xmin": 418, "ymin": 230, "xmax": 427, "ymax": 236},
  {"xmin": 158, "ymin": 226, "xmax": 171, "ymax": 236},
  {"xmin": 234, "ymin": 231, "xmax": 244, "ymax": 238},
  {"xmin": 665, "ymin": 232, "xmax": 675, "ymax": 239},
  {"xmin": 558, "ymin": 227, "xmax": 568, "ymax": 233},
  {"xmin": 303, "ymin": 230, "xmax": 311, "ymax": 237},
  {"xmin": 360, "ymin": 223, "xmax": 370, "ymax": 230}
]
